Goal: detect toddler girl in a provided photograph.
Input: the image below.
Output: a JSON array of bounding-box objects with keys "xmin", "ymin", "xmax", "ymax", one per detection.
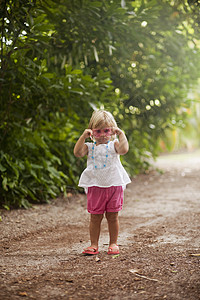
[{"xmin": 74, "ymin": 110, "xmax": 131, "ymax": 255}]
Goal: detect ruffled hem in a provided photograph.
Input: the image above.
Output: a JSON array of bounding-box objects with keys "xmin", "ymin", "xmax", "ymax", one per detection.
[{"xmin": 79, "ymin": 182, "xmax": 130, "ymax": 194}]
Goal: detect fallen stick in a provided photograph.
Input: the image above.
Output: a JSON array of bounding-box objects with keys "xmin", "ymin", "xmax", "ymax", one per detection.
[{"xmin": 129, "ymin": 269, "xmax": 159, "ymax": 282}]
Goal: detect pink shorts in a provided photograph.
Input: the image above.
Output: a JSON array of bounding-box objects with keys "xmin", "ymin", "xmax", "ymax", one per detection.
[{"xmin": 87, "ymin": 186, "xmax": 123, "ymax": 214}]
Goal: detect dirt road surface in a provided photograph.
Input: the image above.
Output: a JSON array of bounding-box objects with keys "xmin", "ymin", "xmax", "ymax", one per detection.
[{"xmin": 0, "ymin": 150, "xmax": 200, "ymax": 300}]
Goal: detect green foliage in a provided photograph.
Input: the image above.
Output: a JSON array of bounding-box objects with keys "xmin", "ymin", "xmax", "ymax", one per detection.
[{"xmin": 0, "ymin": 0, "xmax": 200, "ymax": 208}]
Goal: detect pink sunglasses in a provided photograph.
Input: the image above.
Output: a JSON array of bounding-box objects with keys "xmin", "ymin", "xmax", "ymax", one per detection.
[{"xmin": 92, "ymin": 128, "xmax": 112, "ymax": 138}]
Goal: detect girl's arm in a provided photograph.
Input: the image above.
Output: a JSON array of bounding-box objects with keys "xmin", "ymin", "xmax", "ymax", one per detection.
[
  {"xmin": 113, "ymin": 128, "xmax": 129, "ymax": 155},
  {"xmin": 73, "ymin": 129, "xmax": 92, "ymax": 157}
]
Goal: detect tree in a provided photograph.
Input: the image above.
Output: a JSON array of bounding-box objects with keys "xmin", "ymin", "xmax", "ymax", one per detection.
[{"xmin": 0, "ymin": 0, "xmax": 199, "ymax": 208}]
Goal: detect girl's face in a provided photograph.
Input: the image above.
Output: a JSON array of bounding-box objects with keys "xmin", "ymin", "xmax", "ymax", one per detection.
[{"xmin": 92, "ymin": 126, "xmax": 113, "ymax": 144}]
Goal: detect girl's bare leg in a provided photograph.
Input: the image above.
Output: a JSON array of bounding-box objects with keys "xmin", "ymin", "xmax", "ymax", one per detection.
[
  {"xmin": 89, "ymin": 214, "xmax": 104, "ymax": 249},
  {"xmin": 105, "ymin": 212, "xmax": 119, "ymax": 247}
]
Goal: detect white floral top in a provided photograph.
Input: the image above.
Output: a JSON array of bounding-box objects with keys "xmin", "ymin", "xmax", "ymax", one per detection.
[{"xmin": 78, "ymin": 140, "xmax": 131, "ymax": 193}]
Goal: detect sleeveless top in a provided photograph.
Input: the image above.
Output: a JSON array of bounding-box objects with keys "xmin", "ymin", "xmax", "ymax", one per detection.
[{"xmin": 78, "ymin": 140, "xmax": 131, "ymax": 193}]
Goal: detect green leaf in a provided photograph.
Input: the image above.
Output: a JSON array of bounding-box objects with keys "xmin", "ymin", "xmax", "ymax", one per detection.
[
  {"xmin": 0, "ymin": 164, "xmax": 6, "ymax": 172},
  {"xmin": 42, "ymin": 73, "xmax": 55, "ymax": 79},
  {"xmin": 3, "ymin": 205, "xmax": 10, "ymax": 211},
  {"xmin": 90, "ymin": 2, "xmax": 102, "ymax": 8},
  {"xmin": 71, "ymin": 69, "xmax": 82, "ymax": 75},
  {"xmin": 2, "ymin": 177, "xmax": 8, "ymax": 191}
]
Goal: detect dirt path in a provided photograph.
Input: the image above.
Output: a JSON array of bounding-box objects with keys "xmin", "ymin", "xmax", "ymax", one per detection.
[{"xmin": 0, "ymin": 151, "xmax": 200, "ymax": 300}]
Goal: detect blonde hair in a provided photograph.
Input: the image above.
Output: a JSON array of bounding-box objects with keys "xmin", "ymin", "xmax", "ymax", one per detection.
[{"xmin": 88, "ymin": 110, "xmax": 117, "ymax": 129}]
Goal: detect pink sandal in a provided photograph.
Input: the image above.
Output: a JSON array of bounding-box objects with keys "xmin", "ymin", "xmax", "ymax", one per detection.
[
  {"xmin": 82, "ymin": 246, "xmax": 99, "ymax": 255},
  {"xmin": 107, "ymin": 244, "xmax": 120, "ymax": 255}
]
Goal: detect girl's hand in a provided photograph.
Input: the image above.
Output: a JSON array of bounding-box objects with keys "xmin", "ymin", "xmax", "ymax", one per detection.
[
  {"xmin": 112, "ymin": 127, "xmax": 123, "ymax": 136},
  {"xmin": 74, "ymin": 129, "xmax": 92, "ymax": 157},
  {"xmin": 82, "ymin": 129, "xmax": 93, "ymax": 139},
  {"xmin": 113, "ymin": 127, "xmax": 129, "ymax": 155}
]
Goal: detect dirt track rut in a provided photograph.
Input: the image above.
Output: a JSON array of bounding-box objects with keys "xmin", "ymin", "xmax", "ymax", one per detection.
[{"xmin": 0, "ymin": 150, "xmax": 200, "ymax": 299}]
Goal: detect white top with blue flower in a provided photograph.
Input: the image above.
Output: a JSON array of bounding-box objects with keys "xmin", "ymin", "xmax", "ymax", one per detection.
[{"xmin": 78, "ymin": 140, "xmax": 131, "ymax": 193}]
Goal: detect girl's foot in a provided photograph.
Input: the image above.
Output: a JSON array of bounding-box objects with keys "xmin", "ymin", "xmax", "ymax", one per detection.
[
  {"xmin": 107, "ymin": 244, "xmax": 119, "ymax": 255},
  {"xmin": 82, "ymin": 246, "xmax": 99, "ymax": 255}
]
